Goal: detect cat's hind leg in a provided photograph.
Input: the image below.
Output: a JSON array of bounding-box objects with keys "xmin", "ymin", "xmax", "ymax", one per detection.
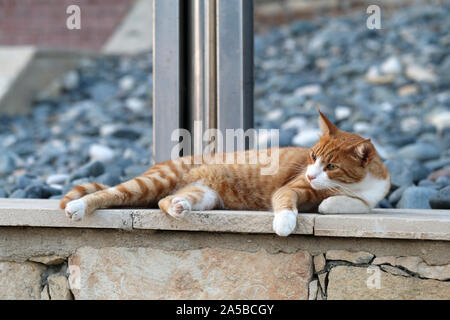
[
  {"xmin": 158, "ymin": 183, "xmax": 222, "ymax": 219},
  {"xmin": 63, "ymin": 173, "xmax": 171, "ymax": 221},
  {"xmin": 62, "ymin": 157, "xmax": 195, "ymax": 221}
]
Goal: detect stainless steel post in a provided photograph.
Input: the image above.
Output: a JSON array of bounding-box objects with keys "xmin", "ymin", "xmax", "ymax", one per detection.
[
  {"xmin": 153, "ymin": 0, "xmax": 184, "ymax": 163},
  {"xmin": 216, "ymin": 0, "xmax": 254, "ymax": 138},
  {"xmin": 153, "ymin": 0, "xmax": 253, "ymax": 162}
]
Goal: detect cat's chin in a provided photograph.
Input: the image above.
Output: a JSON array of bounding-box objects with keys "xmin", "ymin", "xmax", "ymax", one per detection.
[{"xmin": 308, "ymin": 181, "xmax": 329, "ymax": 190}]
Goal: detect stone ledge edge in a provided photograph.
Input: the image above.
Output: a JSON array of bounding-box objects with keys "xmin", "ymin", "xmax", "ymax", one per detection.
[{"xmin": 0, "ymin": 199, "xmax": 449, "ymax": 241}]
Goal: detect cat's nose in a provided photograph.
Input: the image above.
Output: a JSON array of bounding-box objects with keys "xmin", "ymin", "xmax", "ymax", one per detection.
[{"xmin": 307, "ymin": 174, "xmax": 316, "ymax": 181}]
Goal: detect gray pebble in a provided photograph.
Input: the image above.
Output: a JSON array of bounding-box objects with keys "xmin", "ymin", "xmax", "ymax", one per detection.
[
  {"xmin": 95, "ymin": 173, "xmax": 121, "ymax": 187},
  {"xmin": 24, "ymin": 184, "xmax": 62, "ymax": 199},
  {"xmin": 429, "ymin": 186, "xmax": 450, "ymax": 209},
  {"xmin": 396, "ymin": 142, "xmax": 441, "ymax": 161},
  {"xmin": 9, "ymin": 189, "xmax": 26, "ymax": 198},
  {"xmin": 436, "ymin": 176, "xmax": 450, "ymax": 188},
  {"xmin": 384, "ymin": 159, "xmax": 414, "ymax": 188},
  {"xmin": 0, "ymin": 153, "xmax": 16, "ymax": 177},
  {"xmin": 46, "ymin": 174, "xmax": 70, "ymax": 185},
  {"xmin": 388, "ymin": 187, "xmax": 406, "ymax": 206},
  {"xmin": 69, "ymin": 161, "xmax": 105, "ymax": 181},
  {"xmin": 397, "ymin": 186, "xmax": 438, "ymax": 209}
]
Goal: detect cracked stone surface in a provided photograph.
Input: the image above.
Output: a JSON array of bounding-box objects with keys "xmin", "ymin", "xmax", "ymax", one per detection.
[
  {"xmin": 326, "ymin": 250, "xmax": 374, "ymax": 264},
  {"xmin": 318, "ymin": 272, "xmax": 327, "ymax": 292},
  {"xmin": 373, "ymin": 256, "xmax": 450, "ymax": 280},
  {"xmin": 380, "ymin": 265, "xmax": 411, "ymax": 277},
  {"xmin": 40, "ymin": 285, "xmax": 50, "ymax": 300},
  {"xmin": 327, "ymin": 266, "xmax": 450, "ymax": 300}
]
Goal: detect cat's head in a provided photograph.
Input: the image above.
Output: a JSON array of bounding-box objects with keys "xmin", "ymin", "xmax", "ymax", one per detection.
[{"xmin": 305, "ymin": 111, "xmax": 379, "ymax": 190}]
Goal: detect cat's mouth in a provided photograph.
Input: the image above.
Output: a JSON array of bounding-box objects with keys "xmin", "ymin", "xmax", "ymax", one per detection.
[{"xmin": 308, "ymin": 180, "xmax": 322, "ymax": 190}]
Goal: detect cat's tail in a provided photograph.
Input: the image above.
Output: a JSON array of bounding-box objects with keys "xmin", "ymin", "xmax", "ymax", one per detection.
[{"xmin": 59, "ymin": 182, "xmax": 109, "ymax": 209}]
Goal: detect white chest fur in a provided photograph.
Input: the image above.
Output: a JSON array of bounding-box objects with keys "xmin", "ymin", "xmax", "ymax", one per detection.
[{"xmin": 346, "ymin": 173, "xmax": 390, "ymax": 208}]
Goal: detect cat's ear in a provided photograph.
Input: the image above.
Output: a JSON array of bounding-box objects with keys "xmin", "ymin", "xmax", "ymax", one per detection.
[
  {"xmin": 318, "ymin": 110, "xmax": 339, "ymax": 136},
  {"xmin": 350, "ymin": 139, "xmax": 375, "ymax": 167}
]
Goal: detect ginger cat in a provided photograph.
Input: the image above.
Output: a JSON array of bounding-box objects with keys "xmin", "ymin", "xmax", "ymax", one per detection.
[{"xmin": 60, "ymin": 111, "xmax": 390, "ymax": 236}]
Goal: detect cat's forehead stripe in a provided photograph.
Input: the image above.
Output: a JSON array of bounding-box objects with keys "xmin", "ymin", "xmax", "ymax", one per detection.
[{"xmin": 314, "ymin": 140, "xmax": 350, "ymax": 164}]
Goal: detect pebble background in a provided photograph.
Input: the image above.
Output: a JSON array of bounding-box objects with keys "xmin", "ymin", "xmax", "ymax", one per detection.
[{"xmin": 0, "ymin": 4, "xmax": 449, "ymax": 209}]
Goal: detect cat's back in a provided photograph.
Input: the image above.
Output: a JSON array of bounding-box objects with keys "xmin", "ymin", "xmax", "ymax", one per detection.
[{"xmin": 184, "ymin": 147, "xmax": 309, "ymax": 210}]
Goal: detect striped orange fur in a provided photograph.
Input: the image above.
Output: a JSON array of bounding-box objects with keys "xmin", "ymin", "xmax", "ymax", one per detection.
[{"xmin": 61, "ymin": 111, "xmax": 390, "ymax": 236}]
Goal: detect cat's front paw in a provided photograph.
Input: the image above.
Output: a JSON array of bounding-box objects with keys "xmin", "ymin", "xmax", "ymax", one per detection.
[
  {"xmin": 318, "ymin": 196, "xmax": 370, "ymax": 214},
  {"xmin": 65, "ymin": 199, "xmax": 86, "ymax": 221},
  {"xmin": 318, "ymin": 197, "xmax": 339, "ymax": 214},
  {"xmin": 273, "ymin": 210, "xmax": 298, "ymax": 236}
]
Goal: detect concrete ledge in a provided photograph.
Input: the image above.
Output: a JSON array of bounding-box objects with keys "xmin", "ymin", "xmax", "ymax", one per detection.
[
  {"xmin": 0, "ymin": 46, "xmax": 98, "ymax": 115},
  {"xmin": 315, "ymin": 209, "xmax": 450, "ymax": 241},
  {"xmin": 0, "ymin": 199, "xmax": 132, "ymax": 230},
  {"xmin": 102, "ymin": 0, "xmax": 153, "ymax": 54},
  {"xmin": 133, "ymin": 209, "xmax": 315, "ymax": 235},
  {"xmin": 0, "ymin": 199, "xmax": 449, "ymax": 241}
]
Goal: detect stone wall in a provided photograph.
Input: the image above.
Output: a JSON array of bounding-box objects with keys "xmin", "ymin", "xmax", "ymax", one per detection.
[
  {"xmin": 0, "ymin": 200, "xmax": 448, "ymax": 300},
  {"xmin": 1, "ymin": 227, "xmax": 449, "ymax": 300},
  {"xmin": 0, "ymin": 258, "xmax": 71, "ymax": 300}
]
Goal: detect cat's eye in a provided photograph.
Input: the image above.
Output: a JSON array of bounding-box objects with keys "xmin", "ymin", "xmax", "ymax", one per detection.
[
  {"xmin": 311, "ymin": 152, "xmax": 316, "ymax": 161},
  {"xmin": 326, "ymin": 164, "xmax": 338, "ymax": 170}
]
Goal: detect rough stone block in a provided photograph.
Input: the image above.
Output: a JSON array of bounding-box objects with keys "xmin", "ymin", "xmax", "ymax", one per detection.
[
  {"xmin": 29, "ymin": 254, "xmax": 66, "ymax": 265},
  {"xmin": 313, "ymin": 254, "xmax": 326, "ymax": 273},
  {"xmin": 69, "ymin": 247, "xmax": 313, "ymax": 299},
  {"xmin": 0, "ymin": 261, "xmax": 45, "ymax": 299},
  {"xmin": 47, "ymin": 274, "xmax": 72, "ymax": 300},
  {"xmin": 308, "ymin": 280, "xmax": 318, "ymax": 300}
]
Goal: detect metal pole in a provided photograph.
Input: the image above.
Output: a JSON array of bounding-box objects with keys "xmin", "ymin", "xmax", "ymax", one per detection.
[
  {"xmin": 216, "ymin": 0, "xmax": 254, "ymax": 142},
  {"xmin": 188, "ymin": 0, "xmax": 219, "ymax": 155},
  {"xmin": 153, "ymin": 0, "xmax": 254, "ymax": 161},
  {"xmin": 205, "ymin": 0, "xmax": 217, "ymax": 132},
  {"xmin": 153, "ymin": 0, "xmax": 184, "ymax": 163}
]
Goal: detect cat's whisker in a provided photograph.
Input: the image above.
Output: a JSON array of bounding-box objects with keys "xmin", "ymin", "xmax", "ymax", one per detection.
[
  {"xmin": 280, "ymin": 163, "xmax": 307, "ymax": 182},
  {"xmin": 278, "ymin": 163, "xmax": 306, "ymax": 171},
  {"xmin": 327, "ymin": 181, "xmax": 360, "ymax": 199}
]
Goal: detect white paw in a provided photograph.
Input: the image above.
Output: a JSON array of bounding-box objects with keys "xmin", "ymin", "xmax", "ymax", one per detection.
[
  {"xmin": 273, "ymin": 210, "xmax": 298, "ymax": 236},
  {"xmin": 168, "ymin": 197, "xmax": 191, "ymax": 219},
  {"xmin": 318, "ymin": 196, "xmax": 370, "ymax": 214},
  {"xmin": 65, "ymin": 199, "xmax": 86, "ymax": 221},
  {"xmin": 318, "ymin": 197, "xmax": 338, "ymax": 214}
]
